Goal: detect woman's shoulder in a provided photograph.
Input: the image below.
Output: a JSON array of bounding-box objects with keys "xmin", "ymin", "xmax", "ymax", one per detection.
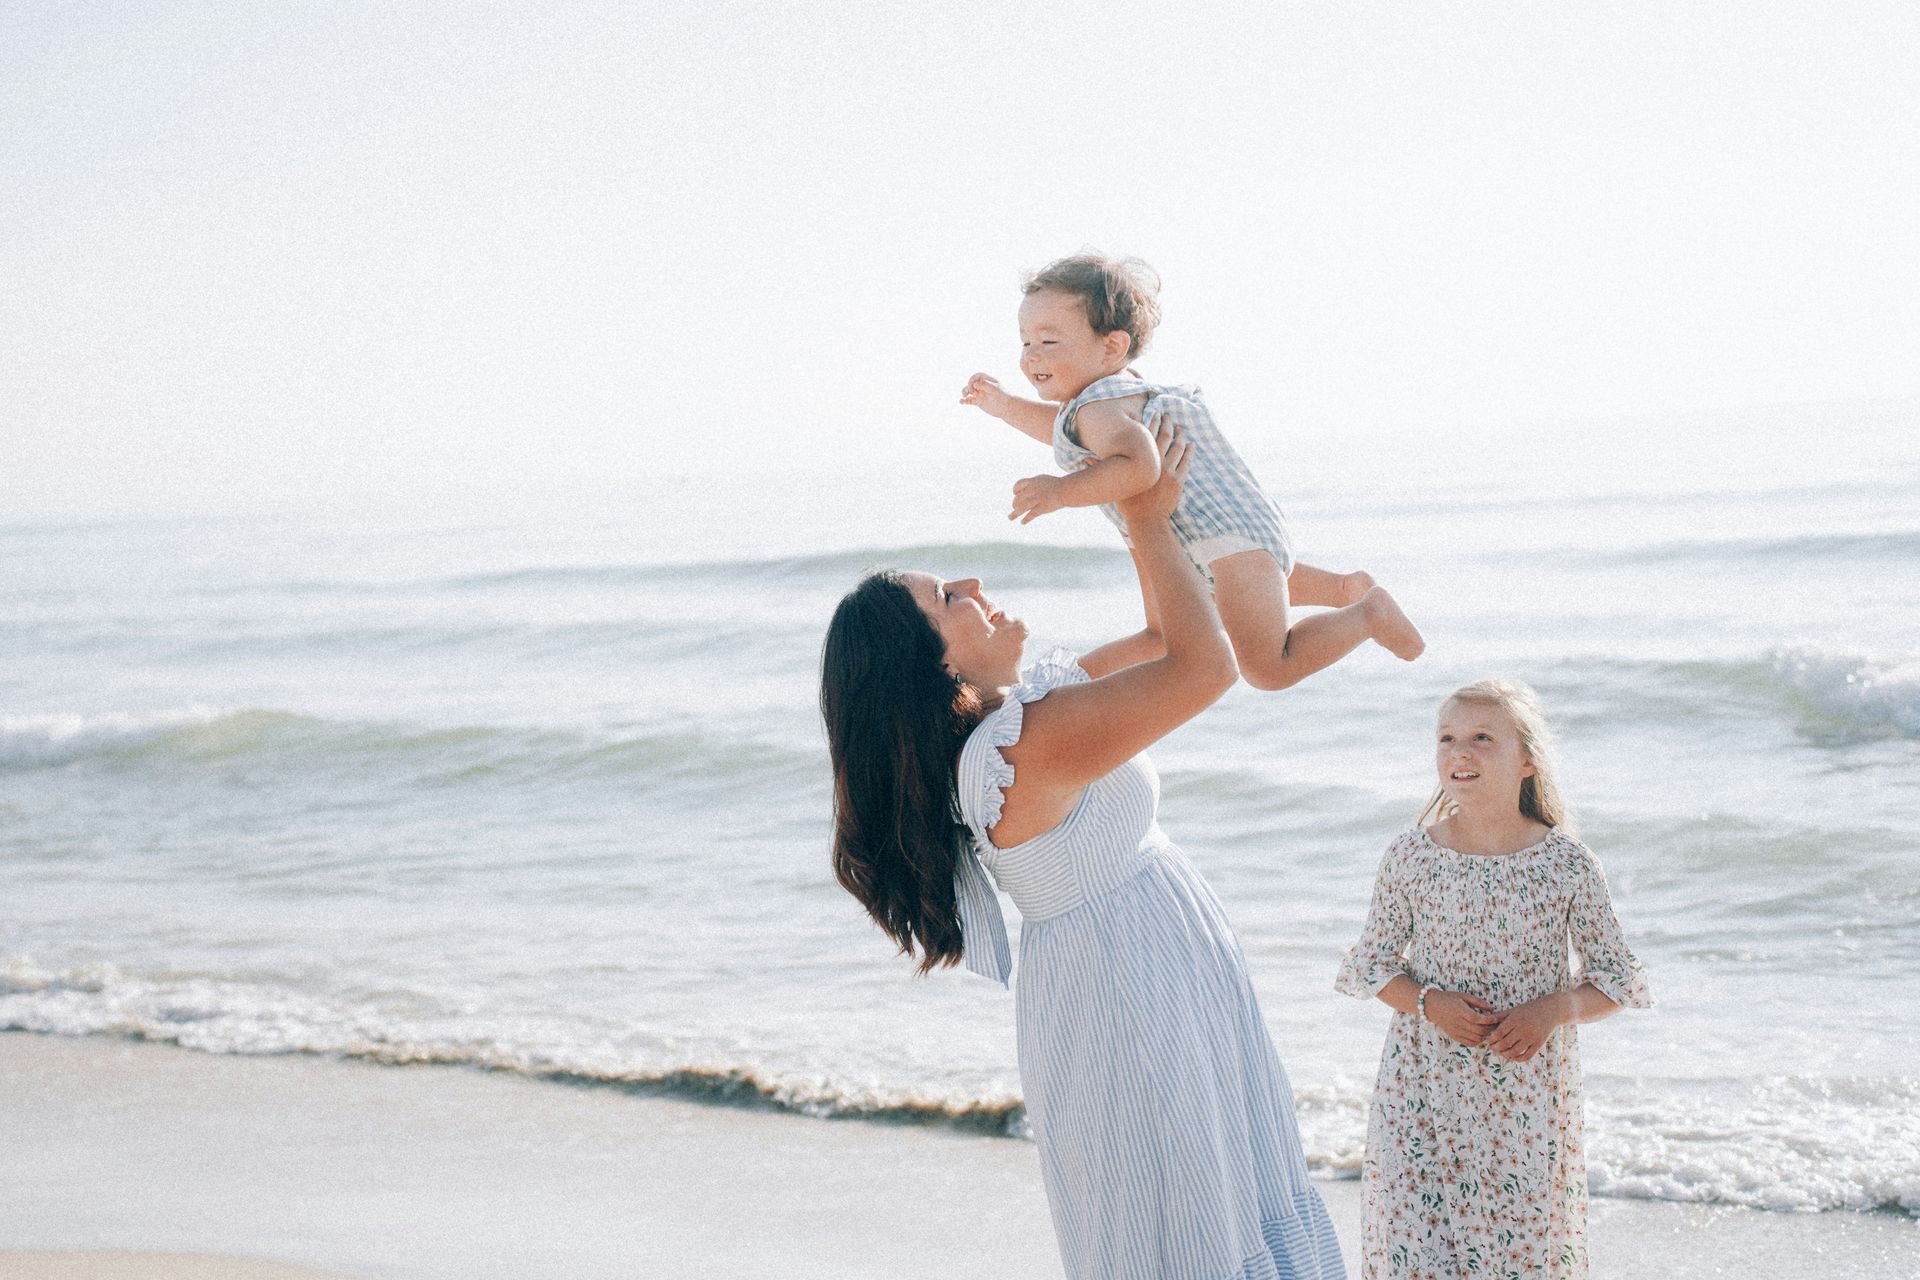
[
  {"xmin": 961, "ymin": 649, "xmax": 1087, "ymax": 735},
  {"xmin": 955, "ymin": 649, "xmax": 1089, "ymax": 819},
  {"xmin": 995, "ymin": 651, "xmax": 1090, "ymax": 731}
]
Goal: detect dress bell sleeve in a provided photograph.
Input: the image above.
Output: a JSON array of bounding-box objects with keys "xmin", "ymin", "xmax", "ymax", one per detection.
[
  {"xmin": 1335, "ymin": 834, "xmax": 1417, "ymax": 998},
  {"xmin": 1568, "ymin": 844, "xmax": 1652, "ymax": 1010}
]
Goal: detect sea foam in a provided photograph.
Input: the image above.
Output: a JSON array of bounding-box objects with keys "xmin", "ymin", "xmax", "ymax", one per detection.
[
  {"xmin": 0, "ymin": 707, "xmax": 238, "ymax": 767},
  {"xmin": 1773, "ymin": 647, "xmax": 1920, "ymax": 737},
  {"xmin": 5, "ymin": 959, "xmax": 1914, "ymax": 1215},
  {"xmin": 1588, "ymin": 1076, "xmax": 1920, "ymax": 1214}
]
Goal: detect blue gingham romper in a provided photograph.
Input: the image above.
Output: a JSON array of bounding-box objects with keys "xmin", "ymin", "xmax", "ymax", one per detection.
[
  {"xmin": 1053, "ymin": 374, "xmax": 1296, "ymax": 576},
  {"xmin": 952, "ymin": 647, "xmax": 1345, "ymax": 1280}
]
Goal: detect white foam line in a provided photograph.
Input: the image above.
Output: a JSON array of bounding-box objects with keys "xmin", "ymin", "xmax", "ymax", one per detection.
[{"xmin": 5, "ymin": 959, "xmax": 1915, "ymax": 1214}]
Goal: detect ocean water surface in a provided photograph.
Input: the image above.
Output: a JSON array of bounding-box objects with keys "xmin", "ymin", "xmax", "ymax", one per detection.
[{"xmin": 4, "ymin": 414, "xmax": 1918, "ymax": 1216}]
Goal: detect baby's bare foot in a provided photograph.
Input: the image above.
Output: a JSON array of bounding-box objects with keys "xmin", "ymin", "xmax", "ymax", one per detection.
[
  {"xmin": 1337, "ymin": 570, "xmax": 1377, "ymax": 607},
  {"xmin": 1360, "ymin": 587, "xmax": 1425, "ymax": 660}
]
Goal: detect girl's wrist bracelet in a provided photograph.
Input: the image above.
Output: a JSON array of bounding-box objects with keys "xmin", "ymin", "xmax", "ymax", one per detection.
[{"xmin": 1417, "ymin": 985, "xmax": 1433, "ymax": 1022}]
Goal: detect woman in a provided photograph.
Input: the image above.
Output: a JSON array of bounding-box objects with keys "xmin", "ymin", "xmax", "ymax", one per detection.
[{"xmin": 820, "ymin": 428, "xmax": 1344, "ymax": 1280}]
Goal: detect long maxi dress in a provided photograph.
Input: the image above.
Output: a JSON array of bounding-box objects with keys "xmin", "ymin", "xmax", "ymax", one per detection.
[
  {"xmin": 951, "ymin": 649, "xmax": 1345, "ymax": 1280},
  {"xmin": 1335, "ymin": 826, "xmax": 1652, "ymax": 1280}
]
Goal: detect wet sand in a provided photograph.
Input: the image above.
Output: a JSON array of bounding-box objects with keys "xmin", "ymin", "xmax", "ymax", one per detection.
[{"xmin": 2, "ymin": 1033, "xmax": 1912, "ymax": 1279}]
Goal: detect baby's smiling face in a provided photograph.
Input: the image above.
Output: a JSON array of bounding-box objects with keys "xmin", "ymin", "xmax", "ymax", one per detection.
[{"xmin": 1018, "ymin": 289, "xmax": 1133, "ymax": 403}]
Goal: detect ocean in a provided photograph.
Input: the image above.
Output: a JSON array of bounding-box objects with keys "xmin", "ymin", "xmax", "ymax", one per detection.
[{"xmin": 4, "ymin": 412, "xmax": 1917, "ymax": 1219}]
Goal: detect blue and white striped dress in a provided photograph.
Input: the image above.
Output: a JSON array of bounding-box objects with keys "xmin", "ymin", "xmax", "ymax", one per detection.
[
  {"xmin": 953, "ymin": 648, "xmax": 1344, "ymax": 1280},
  {"xmin": 1053, "ymin": 374, "xmax": 1296, "ymax": 576}
]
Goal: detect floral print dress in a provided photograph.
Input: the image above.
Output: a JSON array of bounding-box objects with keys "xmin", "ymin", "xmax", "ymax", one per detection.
[{"xmin": 1335, "ymin": 826, "xmax": 1651, "ymax": 1280}]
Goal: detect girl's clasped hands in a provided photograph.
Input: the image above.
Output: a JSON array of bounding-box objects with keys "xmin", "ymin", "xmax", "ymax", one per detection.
[{"xmin": 1422, "ymin": 988, "xmax": 1570, "ymax": 1063}]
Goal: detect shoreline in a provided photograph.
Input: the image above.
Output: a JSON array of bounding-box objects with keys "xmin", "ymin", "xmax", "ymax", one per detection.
[{"xmin": 3, "ymin": 1032, "xmax": 1913, "ymax": 1279}]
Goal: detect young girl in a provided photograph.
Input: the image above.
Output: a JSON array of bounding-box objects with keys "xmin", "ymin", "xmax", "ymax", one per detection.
[
  {"xmin": 1335, "ymin": 680, "xmax": 1651, "ymax": 1279},
  {"xmin": 961, "ymin": 252, "xmax": 1424, "ymax": 689}
]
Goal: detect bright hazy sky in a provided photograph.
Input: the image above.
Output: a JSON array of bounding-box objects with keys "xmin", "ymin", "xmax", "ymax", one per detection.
[{"xmin": 4, "ymin": 2, "xmax": 1917, "ymax": 521}]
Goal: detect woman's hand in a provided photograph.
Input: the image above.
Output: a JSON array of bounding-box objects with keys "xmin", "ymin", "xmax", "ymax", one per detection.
[
  {"xmin": 1484, "ymin": 993, "xmax": 1571, "ymax": 1062},
  {"xmin": 1424, "ymin": 990, "xmax": 1501, "ymax": 1047},
  {"xmin": 1114, "ymin": 422, "xmax": 1191, "ymax": 527},
  {"xmin": 960, "ymin": 372, "xmax": 1015, "ymax": 419}
]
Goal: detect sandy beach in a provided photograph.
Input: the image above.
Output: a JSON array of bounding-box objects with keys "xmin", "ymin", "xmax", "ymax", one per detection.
[{"xmin": 2, "ymin": 1032, "xmax": 1912, "ymax": 1279}]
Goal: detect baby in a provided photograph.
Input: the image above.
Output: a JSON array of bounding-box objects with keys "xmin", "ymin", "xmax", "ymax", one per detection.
[{"xmin": 962, "ymin": 253, "xmax": 1423, "ymax": 689}]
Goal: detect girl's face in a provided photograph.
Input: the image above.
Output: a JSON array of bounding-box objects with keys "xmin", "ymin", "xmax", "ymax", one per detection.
[
  {"xmin": 1435, "ymin": 698, "xmax": 1536, "ymax": 814},
  {"xmin": 1017, "ymin": 289, "xmax": 1132, "ymax": 402}
]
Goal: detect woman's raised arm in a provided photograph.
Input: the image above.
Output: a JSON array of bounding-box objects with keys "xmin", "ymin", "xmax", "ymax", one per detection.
[
  {"xmin": 1075, "ymin": 545, "xmax": 1165, "ymax": 680},
  {"xmin": 1005, "ymin": 429, "xmax": 1237, "ymax": 794}
]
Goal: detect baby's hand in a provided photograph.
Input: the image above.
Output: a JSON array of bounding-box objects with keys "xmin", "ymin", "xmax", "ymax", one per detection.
[
  {"xmin": 961, "ymin": 372, "xmax": 1014, "ymax": 419},
  {"xmin": 1483, "ymin": 994, "xmax": 1570, "ymax": 1063},
  {"xmin": 1010, "ymin": 474, "xmax": 1066, "ymax": 524},
  {"xmin": 1424, "ymin": 990, "xmax": 1502, "ymax": 1048}
]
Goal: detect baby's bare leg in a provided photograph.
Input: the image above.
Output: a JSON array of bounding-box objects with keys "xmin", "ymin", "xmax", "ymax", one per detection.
[
  {"xmin": 1213, "ymin": 551, "xmax": 1425, "ymax": 690},
  {"xmin": 1286, "ymin": 562, "xmax": 1375, "ymax": 608}
]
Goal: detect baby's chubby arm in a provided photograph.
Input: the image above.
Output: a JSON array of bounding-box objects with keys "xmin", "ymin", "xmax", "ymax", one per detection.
[
  {"xmin": 1010, "ymin": 396, "xmax": 1158, "ymax": 525},
  {"xmin": 960, "ymin": 373, "xmax": 1056, "ymax": 445}
]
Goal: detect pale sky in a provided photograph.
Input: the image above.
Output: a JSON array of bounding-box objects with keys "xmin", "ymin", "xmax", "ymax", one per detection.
[{"xmin": 3, "ymin": 2, "xmax": 1917, "ymax": 522}]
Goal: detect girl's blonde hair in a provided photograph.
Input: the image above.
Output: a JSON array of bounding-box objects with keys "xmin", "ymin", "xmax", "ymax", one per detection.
[
  {"xmin": 1024, "ymin": 253, "xmax": 1162, "ymax": 360},
  {"xmin": 1418, "ymin": 679, "xmax": 1572, "ymax": 833}
]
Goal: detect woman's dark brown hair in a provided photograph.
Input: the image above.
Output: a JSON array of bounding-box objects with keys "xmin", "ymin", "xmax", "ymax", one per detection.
[{"xmin": 820, "ymin": 571, "xmax": 985, "ymax": 973}]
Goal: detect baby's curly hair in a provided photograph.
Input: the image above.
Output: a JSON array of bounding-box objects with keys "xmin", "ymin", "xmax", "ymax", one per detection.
[{"xmin": 1023, "ymin": 253, "xmax": 1163, "ymax": 360}]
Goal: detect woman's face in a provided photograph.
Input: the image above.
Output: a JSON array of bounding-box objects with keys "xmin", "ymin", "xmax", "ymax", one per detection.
[
  {"xmin": 1435, "ymin": 698, "xmax": 1535, "ymax": 815},
  {"xmin": 904, "ymin": 572, "xmax": 1027, "ymax": 686}
]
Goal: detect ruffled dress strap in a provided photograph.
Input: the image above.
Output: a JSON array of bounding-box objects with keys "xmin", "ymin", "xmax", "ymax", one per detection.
[{"xmin": 952, "ymin": 647, "xmax": 1091, "ymax": 986}]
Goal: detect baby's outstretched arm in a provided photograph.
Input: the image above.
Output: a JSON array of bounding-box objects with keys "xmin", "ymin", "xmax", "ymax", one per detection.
[
  {"xmin": 1009, "ymin": 398, "xmax": 1159, "ymax": 524},
  {"xmin": 961, "ymin": 373, "xmax": 1056, "ymax": 445}
]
